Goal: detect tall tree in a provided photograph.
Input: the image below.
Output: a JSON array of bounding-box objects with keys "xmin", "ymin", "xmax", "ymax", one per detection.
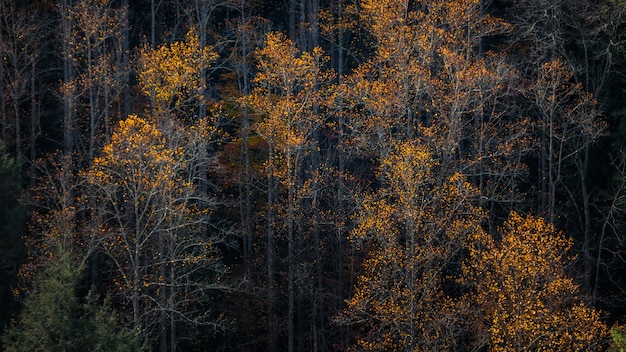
[
  {"xmin": 83, "ymin": 115, "xmax": 229, "ymax": 351},
  {"xmin": 339, "ymin": 142, "xmax": 485, "ymax": 351},
  {"xmin": 0, "ymin": 0, "xmax": 43, "ymax": 160},
  {"xmin": 59, "ymin": 0, "xmax": 76, "ymax": 156},
  {"xmin": 245, "ymin": 31, "xmax": 328, "ymax": 351},
  {"xmin": 530, "ymin": 58, "xmax": 606, "ymax": 294},
  {"xmin": 70, "ymin": 0, "xmax": 127, "ymax": 158}
]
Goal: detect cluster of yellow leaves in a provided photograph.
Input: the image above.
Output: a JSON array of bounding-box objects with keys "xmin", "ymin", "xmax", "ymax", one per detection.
[
  {"xmin": 88, "ymin": 115, "xmax": 187, "ymax": 194},
  {"xmin": 245, "ymin": 31, "xmax": 328, "ymax": 155},
  {"xmin": 138, "ymin": 30, "xmax": 217, "ymax": 116},
  {"xmin": 318, "ymin": 4, "xmax": 359, "ymax": 38},
  {"xmin": 463, "ymin": 212, "xmax": 607, "ymax": 351}
]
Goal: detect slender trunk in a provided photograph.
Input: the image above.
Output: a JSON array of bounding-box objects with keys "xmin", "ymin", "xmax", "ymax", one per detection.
[
  {"xmin": 314, "ymin": 196, "xmax": 323, "ymax": 351},
  {"xmin": 267, "ymin": 143, "xmax": 276, "ymax": 352},
  {"xmin": 151, "ymin": 0, "xmax": 157, "ymax": 47},
  {"xmin": 548, "ymin": 110, "xmax": 555, "ymax": 223},
  {"xmin": 337, "ymin": 141, "xmax": 348, "ymax": 350},
  {"xmin": 30, "ymin": 59, "xmax": 37, "ymax": 184},
  {"xmin": 335, "ymin": 0, "xmax": 345, "ymax": 77},
  {"xmin": 299, "ymin": 0, "xmax": 306, "ymax": 49},
  {"xmin": 0, "ymin": 44, "xmax": 6, "ymax": 144},
  {"xmin": 580, "ymin": 143, "xmax": 593, "ymax": 296},
  {"xmin": 310, "ymin": 0, "xmax": 319, "ymax": 49},
  {"xmin": 12, "ymin": 92, "xmax": 20, "ymax": 159},
  {"xmin": 118, "ymin": 0, "xmax": 130, "ymax": 119},
  {"xmin": 478, "ymin": 0, "xmax": 485, "ymax": 56},
  {"xmin": 104, "ymin": 83, "xmax": 111, "ymax": 144},
  {"xmin": 88, "ymin": 47, "xmax": 97, "ymax": 160},
  {"xmin": 122, "ymin": 0, "xmax": 131, "ymax": 117},
  {"xmin": 242, "ymin": 0, "xmax": 253, "ymax": 275},
  {"xmin": 238, "ymin": 10, "xmax": 253, "ymax": 273},
  {"xmin": 170, "ymin": 232, "xmax": 176, "ymax": 352},
  {"xmin": 197, "ymin": 1, "xmax": 210, "ymax": 202},
  {"xmin": 289, "ymin": 0, "xmax": 296, "ymax": 41},
  {"xmin": 159, "ymin": 230, "xmax": 167, "ymax": 352},
  {"xmin": 61, "ymin": 0, "xmax": 74, "ymax": 156},
  {"xmin": 11, "ymin": 32, "xmax": 20, "ymax": 158},
  {"xmin": 198, "ymin": 0, "xmax": 208, "ymax": 121},
  {"xmin": 133, "ymin": 261, "xmax": 141, "ymax": 336},
  {"xmin": 287, "ymin": 152, "xmax": 295, "ymax": 352}
]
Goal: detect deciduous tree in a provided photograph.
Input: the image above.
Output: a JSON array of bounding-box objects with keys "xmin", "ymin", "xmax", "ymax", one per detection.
[
  {"xmin": 84, "ymin": 115, "xmax": 229, "ymax": 351},
  {"xmin": 341, "ymin": 141, "xmax": 484, "ymax": 351},
  {"xmin": 463, "ymin": 212, "xmax": 607, "ymax": 351},
  {"xmin": 137, "ymin": 29, "xmax": 217, "ymax": 120},
  {"xmin": 245, "ymin": 30, "xmax": 328, "ymax": 352}
]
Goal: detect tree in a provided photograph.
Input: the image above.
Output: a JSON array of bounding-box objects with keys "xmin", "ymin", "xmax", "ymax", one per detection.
[
  {"xmin": 245, "ymin": 31, "xmax": 328, "ymax": 352},
  {"xmin": 83, "ymin": 115, "xmax": 229, "ymax": 351},
  {"xmin": 340, "ymin": 141, "xmax": 485, "ymax": 351},
  {"xmin": 610, "ymin": 325, "xmax": 626, "ymax": 352},
  {"xmin": 0, "ymin": 0, "xmax": 43, "ymax": 160},
  {"xmin": 530, "ymin": 58, "xmax": 607, "ymax": 295},
  {"xmin": 463, "ymin": 211, "xmax": 607, "ymax": 351},
  {"xmin": 70, "ymin": 0, "xmax": 128, "ymax": 158},
  {"xmin": 1, "ymin": 248, "xmax": 139, "ymax": 352},
  {"xmin": 0, "ymin": 141, "xmax": 25, "ymax": 338}
]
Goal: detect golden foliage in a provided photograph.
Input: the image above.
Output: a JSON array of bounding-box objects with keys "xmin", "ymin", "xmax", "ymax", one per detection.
[
  {"xmin": 83, "ymin": 115, "xmax": 200, "ymax": 290},
  {"xmin": 463, "ymin": 212, "xmax": 607, "ymax": 350},
  {"xmin": 245, "ymin": 31, "xmax": 328, "ymax": 154},
  {"xmin": 344, "ymin": 142, "xmax": 485, "ymax": 351},
  {"xmin": 137, "ymin": 30, "xmax": 218, "ymax": 116}
]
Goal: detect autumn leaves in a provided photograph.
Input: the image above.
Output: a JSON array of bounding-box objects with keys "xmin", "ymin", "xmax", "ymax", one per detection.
[
  {"xmin": 238, "ymin": 0, "xmax": 608, "ymax": 350},
  {"xmin": 16, "ymin": 0, "xmax": 611, "ymax": 349},
  {"xmin": 464, "ymin": 213, "xmax": 606, "ymax": 351}
]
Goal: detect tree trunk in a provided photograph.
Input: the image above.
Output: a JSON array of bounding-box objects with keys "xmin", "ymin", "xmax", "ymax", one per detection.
[
  {"xmin": 287, "ymin": 152, "xmax": 295, "ymax": 352},
  {"xmin": 61, "ymin": 0, "xmax": 74, "ymax": 156},
  {"xmin": 122, "ymin": 0, "xmax": 130, "ymax": 117},
  {"xmin": 267, "ymin": 143, "xmax": 276, "ymax": 352},
  {"xmin": 579, "ymin": 142, "xmax": 593, "ymax": 297},
  {"xmin": 30, "ymin": 59, "xmax": 37, "ymax": 184},
  {"xmin": 289, "ymin": 0, "xmax": 296, "ymax": 41}
]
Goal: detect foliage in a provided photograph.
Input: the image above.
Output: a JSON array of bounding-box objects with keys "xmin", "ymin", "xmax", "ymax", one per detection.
[
  {"xmin": 0, "ymin": 142, "xmax": 25, "ymax": 337},
  {"xmin": 463, "ymin": 212, "xmax": 607, "ymax": 351},
  {"xmin": 1, "ymin": 0, "xmax": 626, "ymax": 351},
  {"xmin": 137, "ymin": 29, "xmax": 218, "ymax": 117},
  {"xmin": 247, "ymin": 31, "xmax": 328, "ymax": 155},
  {"xmin": 342, "ymin": 142, "xmax": 485, "ymax": 351},
  {"xmin": 1, "ymin": 248, "xmax": 139, "ymax": 352},
  {"xmin": 610, "ymin": 325, "xmax": 626, "ymax": 352}
]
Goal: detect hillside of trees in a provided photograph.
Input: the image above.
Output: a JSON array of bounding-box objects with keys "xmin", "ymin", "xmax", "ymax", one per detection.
[{"xmin": 2, "ymin": 0, "xmax": 626, "ymax": 350}]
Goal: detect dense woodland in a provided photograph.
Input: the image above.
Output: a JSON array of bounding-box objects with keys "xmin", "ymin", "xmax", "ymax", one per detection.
[{"xmin": 2, "ymin": 0, "xmax": 626, "ymax": 350}]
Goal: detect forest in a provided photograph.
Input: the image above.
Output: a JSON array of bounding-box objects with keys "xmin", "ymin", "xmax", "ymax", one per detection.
[{"xmin": 1, "ymin": 0, "xmax": 626, "ymax": 351}]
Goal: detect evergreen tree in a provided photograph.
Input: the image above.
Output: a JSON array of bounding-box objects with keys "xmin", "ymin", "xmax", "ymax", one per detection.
[
  {"xmin": 1, "ymin": 248, "xmax": 140, "ymax": 352},
  {"xmin": 0, "ymin": 141, "xmax": 25, "ymax": 338}
]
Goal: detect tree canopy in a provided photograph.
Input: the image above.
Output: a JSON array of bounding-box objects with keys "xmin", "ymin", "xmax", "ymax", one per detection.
[{"xmin": 2, "ymin": 0, "xmax": 626, "ymax": 351}]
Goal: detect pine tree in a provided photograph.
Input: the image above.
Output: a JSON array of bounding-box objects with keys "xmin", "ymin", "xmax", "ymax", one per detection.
[{"xmin": 1, "ymin": 248, "xmax": 139, "ymax": 352}]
